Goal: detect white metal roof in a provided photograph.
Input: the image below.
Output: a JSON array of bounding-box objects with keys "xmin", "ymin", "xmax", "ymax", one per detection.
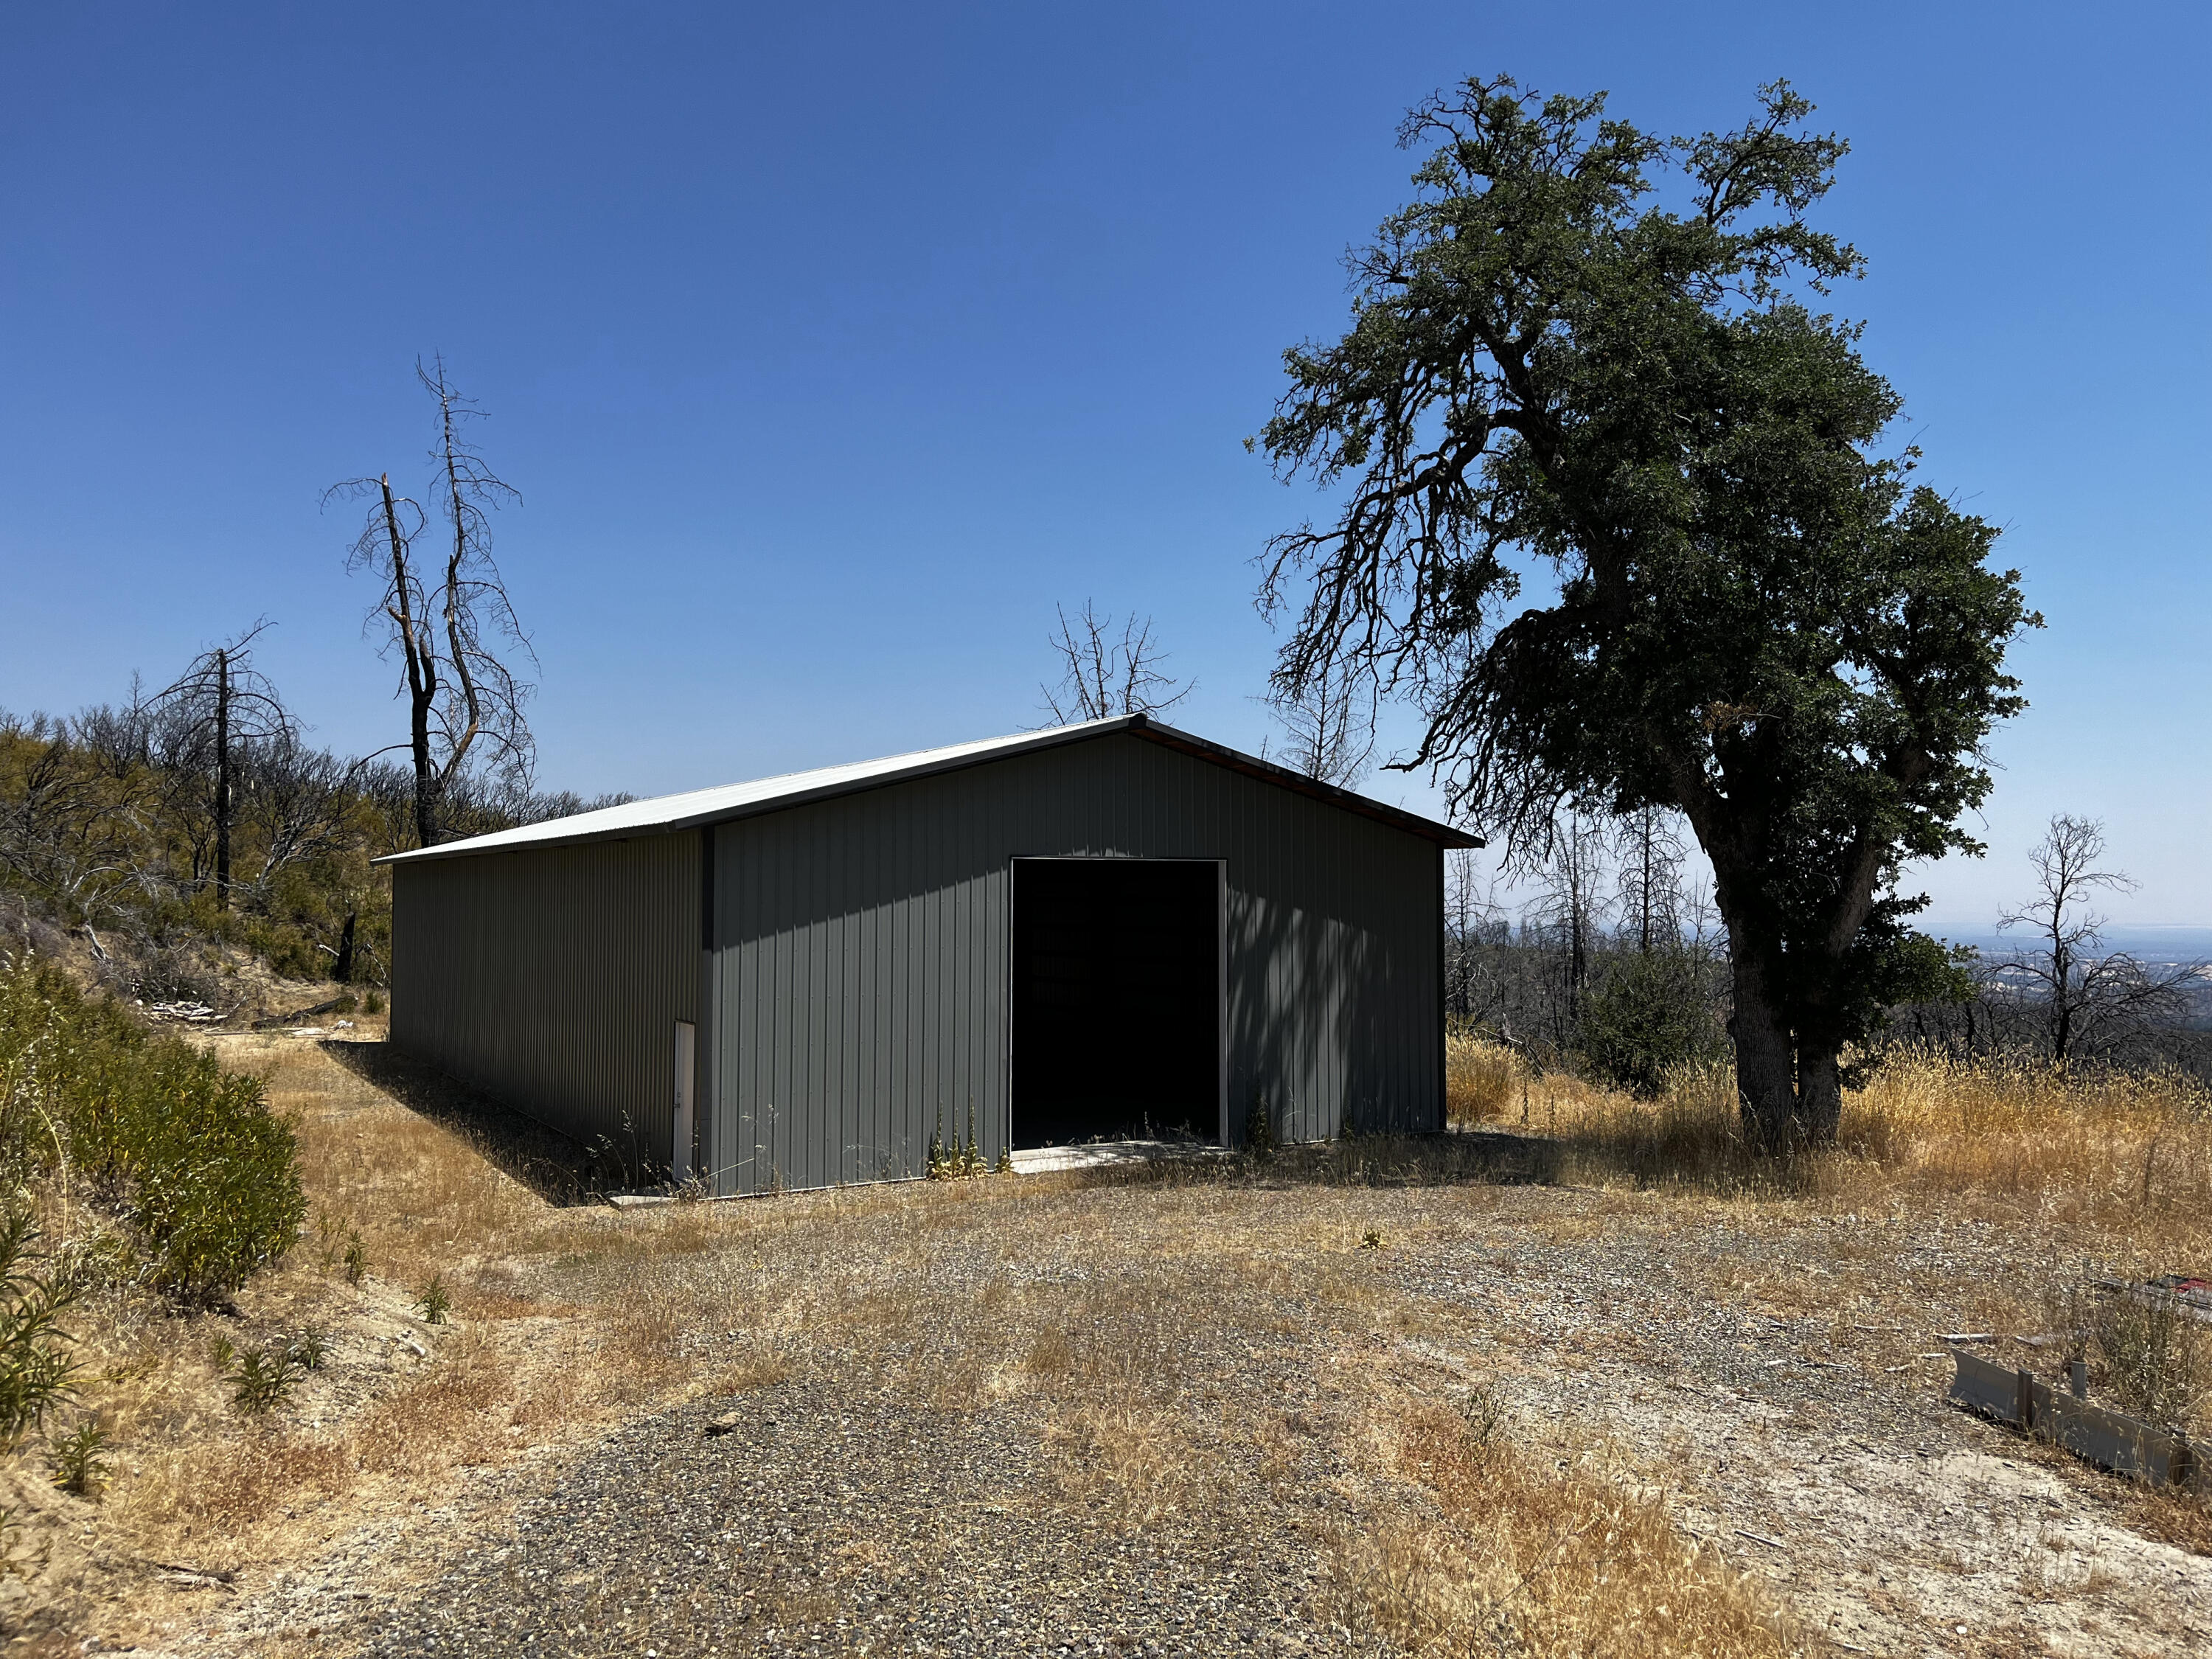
[{"xmin": 376, "ymin": 714, "xmax": 1478, "ymax": 864}]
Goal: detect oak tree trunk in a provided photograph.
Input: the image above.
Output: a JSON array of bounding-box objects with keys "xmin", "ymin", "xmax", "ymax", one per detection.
[
  {"xmin": 1796, "ymin": 1043, "xmax": 1844, "ymax": 1143},
  {"xmin": 1728, "ymin": 950, "xmax": 1801, "ymax": 1150}
]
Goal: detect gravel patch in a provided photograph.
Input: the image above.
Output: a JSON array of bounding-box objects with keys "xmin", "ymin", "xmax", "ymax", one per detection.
[
  {"xmin": 1388, "ymin": 1188, "xmax": 2212, "ymax": 1657},
  {"xmin": 192, "ymin": 1330, "xmax": 1387, "ymax": 1657}
]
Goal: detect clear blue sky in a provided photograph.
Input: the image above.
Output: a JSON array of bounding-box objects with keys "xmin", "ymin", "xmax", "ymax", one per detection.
[{"xmin": 3, "ymin": 3, "xmax": 2205, "ymax": 931}]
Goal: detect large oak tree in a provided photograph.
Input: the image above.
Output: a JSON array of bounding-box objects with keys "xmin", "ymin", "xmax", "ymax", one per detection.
[{"xmin": 1257, "ymin": 78, "xmax": 2037, "ymax": 1146}]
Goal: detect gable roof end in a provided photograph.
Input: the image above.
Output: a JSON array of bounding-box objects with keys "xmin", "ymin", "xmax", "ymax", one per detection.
[{"xmin": 374, "ymin": 714, "xmax": 1483, "ymax": 864}]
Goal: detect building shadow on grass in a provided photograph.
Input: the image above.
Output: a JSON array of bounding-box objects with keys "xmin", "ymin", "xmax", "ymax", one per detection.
[{"xmin": 319, "ymin": 1040, "xmax": 612, "ymax": 1208}]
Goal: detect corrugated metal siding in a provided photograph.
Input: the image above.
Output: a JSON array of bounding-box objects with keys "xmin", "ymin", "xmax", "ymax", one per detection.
[
  {"xmin": 709, "ymin": 731, "xmax": 1440, "ymax": 1195},
  {"xmin": 391, "ymin": 835, "xmax": 700, "ymax": 1163}
]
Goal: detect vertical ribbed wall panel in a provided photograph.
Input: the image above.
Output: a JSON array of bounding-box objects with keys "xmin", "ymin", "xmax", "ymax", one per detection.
[
  {"xmin": 709, "ymin": 731, "xmax": 1441, "ymax": 1196},
  {"xmin": 390, "ymin": 835, "xmax": 700, "ymax": 1162}
]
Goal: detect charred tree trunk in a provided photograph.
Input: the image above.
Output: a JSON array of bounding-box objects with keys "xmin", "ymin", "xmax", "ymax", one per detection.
[
  {"xmin": 333, "ymin": 905, "xmax": 357, "ymax": 984},
  {"xmin": 336, "ymin": 366, "xmax": 535, "ymax": 855},
  {"xmin": 376, "ymin": 473, "xmax": 439, "ymax": 850},
  {"xmin": 213, "ymin": 647, "xmax": 232, "ymax": 911},
  {"xmin": 1796, "ymin": 1042, "xmax": 1844, "ymax": 1143},
  {"xmin": 2049, "ymin": 932, "xmax": 2075, "ymax": 1063},
  {"xmin": 154, "ymin": 626, "xmax": 290, "ymax": 911}
]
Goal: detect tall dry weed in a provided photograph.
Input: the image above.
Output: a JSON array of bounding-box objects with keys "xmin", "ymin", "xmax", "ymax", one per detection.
[
  {"xmin": 1330, "ymin": 1386, "xmax": 1789, "ymax": 1658},
  {"xmin": 1445, "ymin": 1029, "xmax": 1518, "ymax": 1126},
  {"xmin": 1455, "ymin": 1037, "xmax": 2212, "ymax": 1268}
]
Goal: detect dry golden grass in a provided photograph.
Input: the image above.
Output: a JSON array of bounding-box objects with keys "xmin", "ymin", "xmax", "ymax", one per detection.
[
  {"xmin": 13, "ymin": 1029, "xmax": 705, "ymax": 1641},
  {"xmin": 1849, "ymin": 1054, "xmax": 2212, "ymax": 1234},
  {"xmin": 1462, "ymin": 1039, "xmax": 2212, "ymax": 1455},
  {"xmin": 1462, "ymin": 1038, "xmax": 2212, "ymax": 1268},
  {"xmin": 1445, "ymin": 1026, "xmax": 1520, "ymax": 1124},
  {"xmin": 15, "ymin": 1027, "xmax": 2210, "ymax": 1654},
  {"xmin": 1328, "ymin": 1382, "xmax": 1790, "ymax": 1658}
]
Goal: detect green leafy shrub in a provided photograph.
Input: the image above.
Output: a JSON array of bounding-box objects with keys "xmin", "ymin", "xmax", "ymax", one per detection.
[
  {"xmin": 1579, "ymin": 950, "xmax": 1728, "ymax": 1097},
  {"xmin": 229, "ymin": 1346, "xmax": 301, "ymax": 1415},
  {"xmin": 46, "ymin": 1416, "xmax": 108, "ymax": 1499},
  {"xmin": 0, "ymin": 954, "xmax": 305, "ymax": 1301},
  {"xmin": 0, "ymin": 1208, "xmax": 78, "ymax": 1451},
  {"xmin": 100, "ymin": 1041, "xmax": 305, "ymax": 1298},
  {"xmin": 219, "ymin": 1328, "xmax": 330, "ymax": 1419},
  {"xmin": 415, "ymin": 1275, "xmax": 451, "ymax": 1325}
]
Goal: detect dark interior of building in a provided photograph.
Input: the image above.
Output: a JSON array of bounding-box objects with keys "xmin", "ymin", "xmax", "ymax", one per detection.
[{"xmin": 1009, "ymin": 858, "xmax": 1220, "ymax": 1148}]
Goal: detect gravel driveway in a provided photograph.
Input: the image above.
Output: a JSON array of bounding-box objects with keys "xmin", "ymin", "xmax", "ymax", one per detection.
[
  {"xmin": 219, "ymin": 1377, "xmax": 1379, "ymax": 1659},
  {"xmin": 179, "ymin": 1175, "xmax": 2210, "ymax": 1658}
]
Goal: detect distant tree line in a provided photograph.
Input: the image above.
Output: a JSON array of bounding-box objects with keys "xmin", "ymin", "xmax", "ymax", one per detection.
[{"xmin": 1450, "ymin": 807, "xmax": 2211, "ymax": 1095}]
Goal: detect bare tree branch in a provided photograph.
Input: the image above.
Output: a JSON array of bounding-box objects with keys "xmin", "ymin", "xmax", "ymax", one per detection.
[
  {"xmin": 1992, "ymin": 815, "xmax": 2191, "ymax": 1062},
  {"xmin": 329, "ymin": 360, "xmax": 535, "ymax": 846},
  {"xmin": 1040, "ymin": 602, "xmax": 1193, "ymax": 724},
  {"xmin": 1262, "ymin": 653, "xmax": 1376, "ymax": 787},
  {"xmin": 150, "ymin": 622, "xmax": 296, "ymax": 911}
]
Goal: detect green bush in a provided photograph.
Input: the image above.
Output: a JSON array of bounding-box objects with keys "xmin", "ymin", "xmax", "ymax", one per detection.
[
  {"xmin": 0, "ymin": 1208, "xmax": 78, "ymax": 1450},
  {"xmin": 229, "ymin": 1346, "xmax": 301, "ymax": 1415},
  {"xmin": 0, "ymin": 953, "xmax": 305, "ymax": 1302},
  {"xmin": 1579, "ymin": 949, "xmax": 1728, "ymax": 1097},
  {"xmin": 45, "ymin": 1416, "xmax": 108, "ymax": 1498}
]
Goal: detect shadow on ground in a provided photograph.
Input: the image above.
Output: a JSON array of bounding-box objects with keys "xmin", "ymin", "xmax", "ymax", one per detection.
[{"xmin": 319, "ymin": 1039, "xmax": 611, "ymax": 1207}]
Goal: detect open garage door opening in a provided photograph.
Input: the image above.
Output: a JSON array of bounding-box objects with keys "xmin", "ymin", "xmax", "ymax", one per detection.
[{"xmin": 1011, "ymin": 857, "xmax": 1222, "ymax": 1150}]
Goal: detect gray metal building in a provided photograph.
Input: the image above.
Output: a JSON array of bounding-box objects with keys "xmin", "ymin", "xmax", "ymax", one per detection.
[{"xmin": 381, "ymin": 715, "xmax": 1476, "ymax": 1196}]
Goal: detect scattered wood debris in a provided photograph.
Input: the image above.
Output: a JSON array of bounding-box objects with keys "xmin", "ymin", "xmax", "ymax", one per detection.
[{"xmin": 139, "ymin": 999, "xmax": 220, "ymax": 1023}]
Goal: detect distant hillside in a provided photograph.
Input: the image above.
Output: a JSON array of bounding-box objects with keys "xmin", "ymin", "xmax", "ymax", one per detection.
[{"xmin": 1, "ymin": 702, "xmax": 626, "ymax": 1012}]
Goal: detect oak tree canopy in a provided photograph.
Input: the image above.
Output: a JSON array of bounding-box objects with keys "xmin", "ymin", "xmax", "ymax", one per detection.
[{"xmin": 1256, "ymin": 77, "xmax": 2037, "ymax": 1145}]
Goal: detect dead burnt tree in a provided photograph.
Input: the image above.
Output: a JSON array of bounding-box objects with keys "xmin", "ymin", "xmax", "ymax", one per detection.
[
  {"xmin": 1442, "ymin": 846, "xmax": 1519, "ymax": 1031},
  {"xmin": 1614, "ymin": 806, "xmax": 1688, "ymax": 954},
  {"xmin": 1040, "ymin": 602, "xmax": 1193, "ymax": 725},
  {"xmin": 1994, "ymin": 815, "xmax": 2191, "ymax": 1063},
  {"xmin": 152, "ymin": 622, "xmax": 295, "ymax": 911},
  {"xmin": 330, "ymin": 359, "xmax": 535, "ymax": 848},
  {"xmin": 1265, "ymin": 651, "xmax": 1376, "ymax": 787},
  {"xmin": 1528, "ymin": 809, "xmax": 1610, "ymax": 1050}
]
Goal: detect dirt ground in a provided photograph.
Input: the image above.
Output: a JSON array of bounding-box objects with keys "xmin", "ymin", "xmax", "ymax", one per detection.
[{"xmin": 16, "ymin": 1039, "xmax": 2211, "ymax": 1657}]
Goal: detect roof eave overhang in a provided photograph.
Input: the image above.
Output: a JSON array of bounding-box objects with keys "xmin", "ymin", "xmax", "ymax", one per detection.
[
  {"xmin": 375, "ymin": 713, "xmax": 1482, "ymax": 865},
  {"xmin": 1126, "ymin": 719, "xmax": 1483, "ymax": 849}
]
